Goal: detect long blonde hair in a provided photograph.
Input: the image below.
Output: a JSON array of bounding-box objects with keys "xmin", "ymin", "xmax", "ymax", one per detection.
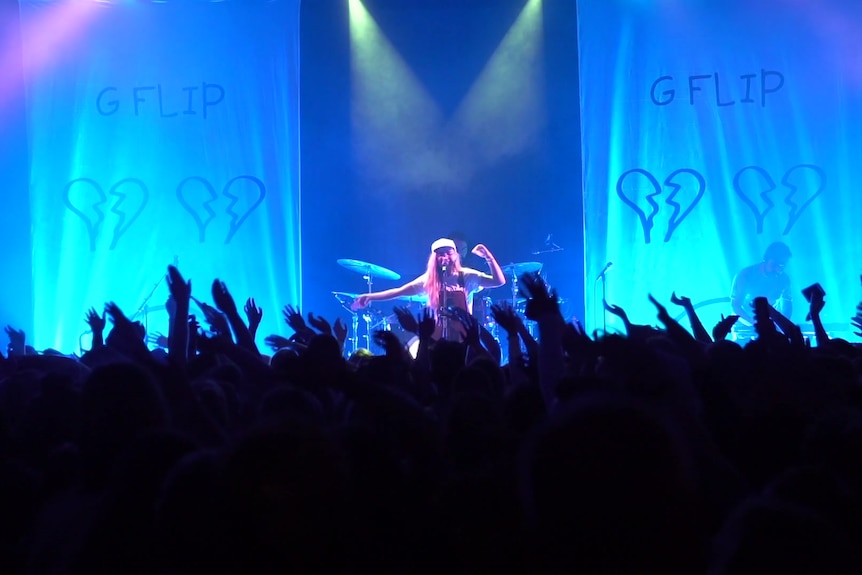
[{"xmin": 424, "ymin": 248, "xmax": 462, "ymax": 311}]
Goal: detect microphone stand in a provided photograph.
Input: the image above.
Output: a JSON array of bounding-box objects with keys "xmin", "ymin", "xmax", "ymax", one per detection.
[
  {"xmin": 439, "ymin": 269, "xmax": 448, "ymax": 341},
  {"xmin": 595, "ymin": 267, "xmax": 610, "ymax": 333},
  {"xmin": 132, "ymin": 271, "xmax": 166, "ymax": 332}
]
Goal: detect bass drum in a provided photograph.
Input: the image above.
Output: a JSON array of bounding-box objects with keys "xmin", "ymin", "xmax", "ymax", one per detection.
[{"xmin": 474, "ymin": 295, "xmax": 496, "ymax": 331}]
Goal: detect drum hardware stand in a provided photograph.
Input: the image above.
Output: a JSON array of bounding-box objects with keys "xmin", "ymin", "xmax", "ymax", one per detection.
[
  {"xmin": 438, "ymin": 285, "xmax": 448, "ymax": 341},
  {"xmin": 334, "ymin": 258, "xmax": 402, "ymax": 357},
  {"xmin": 510, "ymin": 268, "xmax": 519, "ymax": 308},
  {"xmin": 349, "ymin": 313, "xmax": 360, "ymax": 357},
  {"xmin": 361, "ymin": 272, "xmax": 375, "ymax": 350}
]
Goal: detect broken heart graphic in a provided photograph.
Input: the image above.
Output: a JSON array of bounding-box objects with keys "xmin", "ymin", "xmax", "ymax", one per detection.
[
  {"xmin": 732, "ymin": 166, "xmax": 776, "ymax": 234},
  {"xmin": 223, "ymin": 175, "xmax": 267, "ymax": 245},
  {"xmin": 663, "ymin": 168, "xmax": 706, "ymax": 242},
  {"xmin": 781, "ymin": 164, "xmax": 826, "ymax": 235},
  {"xmin": 733, "ymin": 164, "xmax": 825, "ymax": 235},
  {"xmin": 63, "ymin": 177, "xmax": 149, "ymax": 251},
  {"xmin": 616, "ymin": 168, "xmax": 662, "ymax": 243},
  {"xmin": 176, "ymin": 176, "xmax": 219, "ymax": 242},
  {"xmin": 616, "ymin": 168, "xmax": 706, "ymax": 243},
  {"xmin": 106, "ymin": 178, "xmax": 149, "ymax": 249},
  {"xmin": 176, "ymin": 175, "xmax": 266, "ymax": 244}
]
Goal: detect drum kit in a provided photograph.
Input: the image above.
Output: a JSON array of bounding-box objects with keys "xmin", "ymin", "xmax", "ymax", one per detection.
[
  {"xmin": 332, "ymin": 258, "xmax": 420, "ymax": 355},
  {"xmin": 332, "ymin": 257, "xmax": 556, "ymax": 357}
]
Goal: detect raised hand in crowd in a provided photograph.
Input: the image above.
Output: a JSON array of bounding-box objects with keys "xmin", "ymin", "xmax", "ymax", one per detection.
[
  {"xmin": 333, "ymin": 317, "xmax": 348, "ymax": 350},
  {"xmin": 451, "ymin": 307, "xmax": 481, "ymax": 348},
  {"xmin": 519, "ymin": 271, "xmax": 560, "ymax": 321},
  {"xmin": 85, "ymin": 307, "xmax": 107, "ymax": 349},
  {"xmin": 195, "ymin": 299, "xmax": 231, "ymax": 340},
  {"xmin": 147, "ymin": 331, "xmax": 169, "ymax": 349},
  {"xmin": 752, "ymin": 296, "xmax": 781, "ymax": 343},
  {"xmin": 104, "ymin": 302, "xmax": 135, "ymax": 338},
  {"xmin": 167, "ymin": 265, "xmax": 191, "ymax": 308},
  {"xmin": 416, "ymin": 307, "xmax": 436, "ymax": 341},
  {"xmin": 491, "ymin": 300, "xmax": 531, "ymax": 383},
  {"xmin": 491, "ymin": 301, "xmax": 520, "ymax": 336},
  {"xmin": 212, "ymin": 279, "xmax": 258, "ymax": 354},
  {"xmin": 165, "ymin": 294, "xmax": 177, "ymax": 319},
  {"xmin": 307, "ymin": 312, "xmax": 333, "ymax": 336},
  {"xmin": 283, "ymin": 305, "xmax": 314, "ymax": 339},
  {"xmin": 519, "ymin": 271, "xmax": 567, "ymax": 408},
  {"xmin": 768, "ymin": 302, "xmax": 804, "ymax": 347},
  {"xmin": 645, "ymin": 294, "xmax": 711, "ymax": 371},
  {"xmin": 649, "ymin": 294, "xmax": 702, "ymax": 355},
  {"xmin": 166, "ymin": 265, "xmax": 191, "ymax": 363},
  {"xmin": 187, "ymin": 314, "xmax": 200, "ymax": 358},
  {"xmin": 4, "ymin": 325, "xmax": 26, "ymax": 357},
  {"xmin": 489, "ymin": 300, "xmax": 526, "ymax": 360},
  {"xmin": 402, "ymin": 307, "xmax": 436, "ymax": 377},
  {"xmin": 670, "ymin": 291, "xmax": 712, "ymax": 343},
  {"xmin": 243, "ymin": 297, "xmax": 263, "ymax": 339},
  {"xmin": 104, "ymin": 302, "xmax": 150, "ymax": 362},
  {"xmin": 211, "ymin": 279, "xmax": 238, "ymax": 315},
  {"xmin": 394, "ymin": 306, "xmax": 419, "ymax": 334},
  {"xmin": 264, "ymin": 333, "xmax": 292, "ymax": 352},
  {"xmin": 561, "ymin": 318, "xmax": 592, "ymax": 358},
  {"xmin": 804, "ymin": 284, "xmax": 829, "ymax": 347},
  {"xmin": 450, "ymin": 306, "xmax": 498, "ymax": 364},
  {"xmin": 373, "ymin": 329, "xmax": 408, "ymax": 361},
  {"xmin": 806, "ymin": 285, "xmax": 826, "ymax": 319},
  {"xmin": 712, "ymin": 313, "xmax": 739, "ymax": 341},
  {"xmin": 603, "ymin": 299, "xmax": 633, "ymax": 334}
]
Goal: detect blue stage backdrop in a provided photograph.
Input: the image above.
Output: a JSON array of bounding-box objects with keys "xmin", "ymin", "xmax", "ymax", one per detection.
[
  {"xmin": 578, "ymin": 0, "xmax": 862, "ymax": 338},
  {"xmin": 18, "ymin": 0, "xmax": 301, "ymax": 352}
]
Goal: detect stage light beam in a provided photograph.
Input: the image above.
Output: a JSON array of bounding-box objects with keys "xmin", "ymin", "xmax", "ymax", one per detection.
[
  {"xmin": 453, "ymin": 0, "xmax": 545, "ymax": 164},
  {"xmin": 348, "ymin": 0, "xmax": 447, "ymax": 188}
]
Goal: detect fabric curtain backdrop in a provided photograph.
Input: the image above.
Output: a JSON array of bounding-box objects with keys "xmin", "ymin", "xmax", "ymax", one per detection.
[
  {"xmin": 19, "ymin": 0, "xmax": 301, "ymax": 352},
  {"xmin": 578, "ymin": 0, "xmax": 862, "ymax": 337}
]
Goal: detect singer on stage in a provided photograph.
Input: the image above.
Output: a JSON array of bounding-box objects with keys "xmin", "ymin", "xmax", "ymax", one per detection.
[{"xmin": 352, "ymin": 238, "xmax": 506, "ymax": 338}]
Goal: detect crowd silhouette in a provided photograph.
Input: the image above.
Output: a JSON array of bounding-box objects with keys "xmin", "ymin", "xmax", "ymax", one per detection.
[{"xmin": 2, "ymin": 265, "xmax": 862, "ymax": 574}]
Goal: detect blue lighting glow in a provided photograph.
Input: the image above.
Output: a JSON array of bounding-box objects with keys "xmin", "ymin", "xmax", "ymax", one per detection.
[
  {"xmin": 18, "ymin": 0, "xmax": 301, "ymax": 352},
  {"xmin": 578, "ymin": 0, "xmax": 862, "ymax": 340}
]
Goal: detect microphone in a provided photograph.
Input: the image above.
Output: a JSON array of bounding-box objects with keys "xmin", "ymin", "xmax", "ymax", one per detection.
[
  {"xmin": 441, "ymin": 264, "xmax": 448, "ymax": 275},
  {"xmin": 595, "ymin": 261, "xmax": 613, "ymax": 280},
  {"xmin": 544, "ymin": 233, "xmax": 552, "ymax": 245}
]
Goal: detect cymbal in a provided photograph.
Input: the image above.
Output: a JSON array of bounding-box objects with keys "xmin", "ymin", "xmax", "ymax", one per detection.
[
  {"xmin": 337, "ymin": 259, "xmax": 401, "ymax": 281},
  {"xmin": 332, "ymin": 291, "xmax": 361, "ymax": 300},
  {"xmin": 333, "ymin": 291, "xmax": 427, "ymax": 305},
  {"xmin": 332, "ymin": 291, "xmax": 359, "ymax": 310},
  {"xmin": 501, "ymin": 261, "xmax": 542, "ymax": 276}
]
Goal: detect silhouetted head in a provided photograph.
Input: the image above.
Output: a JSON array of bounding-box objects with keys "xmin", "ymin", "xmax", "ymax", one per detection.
[
  {"xmin": 710, "ymin": 497, "xmax": 861, "ymax": 574},
  {"xmin": 79, "ymin": 362, "xmax": 168, "ymax": 487},
  {"xmin": 521, "ymin": 392, "xmax": 702, "ymax": 573},
  {"xmin": 221, "ymin": 425, "xmax": 348, "ymax": 572},
  {"xmin": 447, "ymin": 230, "xmax": 469, "ymax": 261},
  {"xmin": 763, "ymin": 242, "xmax": 791, "ymax": 274}
]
